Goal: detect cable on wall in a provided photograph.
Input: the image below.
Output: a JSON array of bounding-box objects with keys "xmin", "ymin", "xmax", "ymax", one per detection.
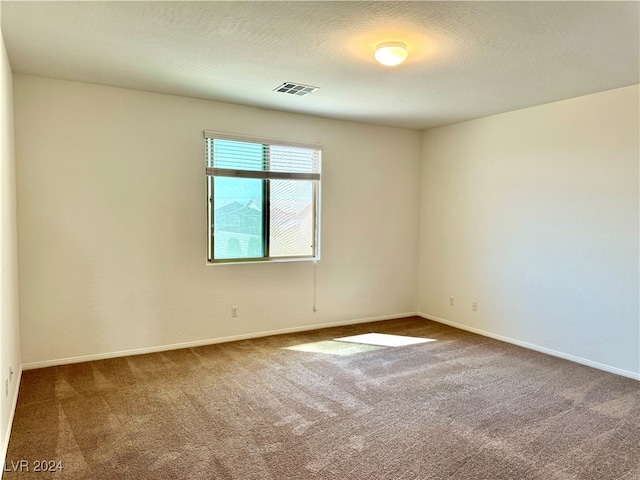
[{"xmin": 313, "ymin": 260, "xmax": 318, "ymax": 312}]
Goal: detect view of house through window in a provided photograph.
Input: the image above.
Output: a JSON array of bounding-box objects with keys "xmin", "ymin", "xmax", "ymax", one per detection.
[
  {"xmin": 213, "ymin": 176, "xmax": 264, "ymax": 259},
  {"xmin": 205, "ymin": 133, "xmax": 321, "ymax": 263}
]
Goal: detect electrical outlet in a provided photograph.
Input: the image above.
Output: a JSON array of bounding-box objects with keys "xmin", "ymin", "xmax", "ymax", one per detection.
[
  {"xmin": 231, "ymin": 306, "xmax": 238, "ymax": 317},
  {"xmin": 472, "ymin": 302, "xmax": 478, "ymax": 312},
  {"xmin": 449, "ymin": 296, "xmax": 455, "ymax": 306},
  {"xmin": 9, "ymin": 367, "xmax": 13, "ymax": 382}
]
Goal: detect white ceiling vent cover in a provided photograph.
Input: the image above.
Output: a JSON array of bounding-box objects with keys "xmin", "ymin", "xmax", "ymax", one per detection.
[{"xmin": 274, "ymin": 82, "xmax": 319, "ymax": 97}]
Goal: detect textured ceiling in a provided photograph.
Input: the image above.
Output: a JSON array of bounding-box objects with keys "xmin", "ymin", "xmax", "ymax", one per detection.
[{"xmin": 2, "ymin": 1, "xmax": 639, "ymax": 129}]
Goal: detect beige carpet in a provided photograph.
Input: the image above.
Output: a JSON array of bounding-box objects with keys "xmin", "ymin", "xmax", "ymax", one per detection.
[{"xmin": 4, "ymin": 317, "xmax": 640, "ymax": 479}]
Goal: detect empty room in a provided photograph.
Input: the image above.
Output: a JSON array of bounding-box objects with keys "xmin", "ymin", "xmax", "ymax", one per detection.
[{"xmin": 0, "ymin": 1, "xmax": 638, "ymax": 479}]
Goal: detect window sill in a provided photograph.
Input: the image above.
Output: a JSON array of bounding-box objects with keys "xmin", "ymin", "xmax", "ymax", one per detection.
[{"xmin": 207, "ymin": 256, "xmax": 319, "ymax": 266}]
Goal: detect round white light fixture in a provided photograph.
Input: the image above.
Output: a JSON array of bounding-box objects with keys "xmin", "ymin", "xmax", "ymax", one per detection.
[{"xmin": 375, "ymin": 42, "xmax": 408, "ymax": 66}]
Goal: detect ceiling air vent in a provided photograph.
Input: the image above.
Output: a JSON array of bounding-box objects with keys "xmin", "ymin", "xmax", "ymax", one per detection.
[{"xmin": 274, "ymin": 82, "xmax": 319, "ymax": 97}]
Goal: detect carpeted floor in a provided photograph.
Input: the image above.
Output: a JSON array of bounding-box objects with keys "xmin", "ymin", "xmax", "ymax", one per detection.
[{"xmin": 4, "ymin": 317, "xmax": 640, "ymax": 479}]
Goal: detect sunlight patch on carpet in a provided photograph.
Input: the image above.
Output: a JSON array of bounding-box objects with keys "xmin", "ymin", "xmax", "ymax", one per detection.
[
  {"xmin": 283, "ymin": 340, "xmax": 386, "ymax": 356},
  {"xmin": 334, "ymin": 333, "xmax": 436, "ymax": 347}
]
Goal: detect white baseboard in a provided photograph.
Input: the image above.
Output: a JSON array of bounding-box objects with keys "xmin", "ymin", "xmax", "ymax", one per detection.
[
  {"xmin": 23, "ymin": 310, "xmax": 637, "ymax": 379},
  {"xmin": 418, "ymin": 312, "xmax": 640, "ymax": 381},
  {"xmin": 1, "ymin": 366, "xmax": 22, "ymax": 469},
  {"xmin": 22, "ymin": 312, "xmax": 417, "ymax": 370}
]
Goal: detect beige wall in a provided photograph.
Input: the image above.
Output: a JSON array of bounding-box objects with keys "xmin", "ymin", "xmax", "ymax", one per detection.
[
  {"xmin": 11, "ymin": 74, "xmax": 639, "ymax": 378},
  {"xmin": 14, "ymin": 75, "xmax": 421, "ymax": 366},
  {"xmin": 418, "ymin": 85, "xmax": 640, "ymax": 377},
  {"xmin": 0, "ymin": 9, "xmax": 21, "ymax": 462}
]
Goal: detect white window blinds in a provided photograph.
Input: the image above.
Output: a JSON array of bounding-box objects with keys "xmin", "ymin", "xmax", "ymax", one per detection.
[{"xmin": 204, "ymin": 131, "xmax": 321, "ymax": 180}]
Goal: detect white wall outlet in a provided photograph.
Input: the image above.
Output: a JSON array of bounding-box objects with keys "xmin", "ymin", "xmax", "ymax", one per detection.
[
  {"xmin": 472, "ymin": 302, "xmax": 478, "ymax": 312},
  {"xmin": 231, "ymin": 306, "xmax": 238, "ymax": 317},
  {"xmin": 449, "ymin": 296, "xmax": 455, "ymax": 306}
]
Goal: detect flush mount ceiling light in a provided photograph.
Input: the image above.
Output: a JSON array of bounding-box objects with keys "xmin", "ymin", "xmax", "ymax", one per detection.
[{"xmin": 375, "ymin": 42, "xmax": 408, "ymax": 66}]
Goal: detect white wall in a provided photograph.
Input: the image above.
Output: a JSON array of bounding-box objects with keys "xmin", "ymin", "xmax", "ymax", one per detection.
[
  {"xmin": 14, "ymin": 75, "xmax": 421, "ymax": 366},
  {"xmin": 12, "ymin": 74, "xmax": 638, "ymax": 378},
  {"xmin": 0, "ymin": 7, "xmax": 22, "ymax": 463},
  {"xmin": 418, "ymin": 85, "xmax": 640, "ymax": 377}
]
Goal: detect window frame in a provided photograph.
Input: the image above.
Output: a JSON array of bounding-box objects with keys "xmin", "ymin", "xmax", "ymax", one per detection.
[{"xmin": 204, "ymin": 131, "xmax": 322, "ymax": 265}]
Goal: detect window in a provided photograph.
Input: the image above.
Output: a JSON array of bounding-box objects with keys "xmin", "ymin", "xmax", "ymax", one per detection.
[{"xmin": 205, "ymin": 131, "xmax": 321, "ymax": 263}]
